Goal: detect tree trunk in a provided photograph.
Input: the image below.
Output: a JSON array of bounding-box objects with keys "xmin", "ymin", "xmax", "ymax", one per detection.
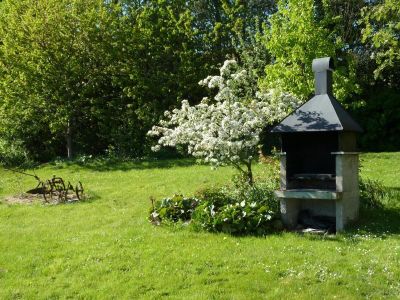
[
  {"xmin": 246, "ymin": 161, "xmax": 254, "ymax": 186},
  {"xmin": 66, "ymin": 121, "xmax": 73, "ymax": 159}
]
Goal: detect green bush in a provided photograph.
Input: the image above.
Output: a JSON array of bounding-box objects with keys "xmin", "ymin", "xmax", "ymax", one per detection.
[
  {"xmin": 359, "ymin": 178, "xmax": 387, "ymax": 209},
  {"xmin": 149, "ymin": 172, "xmax": 280, "ymax": 235},
  {"xmin": 149, "ymin": 194, "xmax": 201, "ymax": 224},
  {"xmin": 0, "ymin": 139, "xmax": 33, "ymax": 167},
  {"xmin": 192, "ymin": 182, "xmax": 280, "ymax": 235},
  {"xmin": 194, "ymin": 187, "xmax": 234, "ymax": 208}
]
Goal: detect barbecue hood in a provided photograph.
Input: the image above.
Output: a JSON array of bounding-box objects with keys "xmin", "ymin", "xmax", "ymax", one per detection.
[{"xmin": 271, "ymin": 57, "xmax": 363, "ymax": 133}]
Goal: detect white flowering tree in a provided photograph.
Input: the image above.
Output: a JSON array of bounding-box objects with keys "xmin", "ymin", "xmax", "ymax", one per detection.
[{"xmin": 148, "ymin": 60, "xmax": 300, "ymax": 185}]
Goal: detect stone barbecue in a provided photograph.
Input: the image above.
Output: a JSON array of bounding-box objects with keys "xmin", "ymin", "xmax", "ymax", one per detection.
[{"xmin": 271, "ymin": 57, "xmax": 363, "ymax": 232}]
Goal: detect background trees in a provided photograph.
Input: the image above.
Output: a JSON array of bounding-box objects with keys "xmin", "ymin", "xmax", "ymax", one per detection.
[
  {"xmin": 260, "ymin": 0, "xmax": 359, "ymax": 101},
  {"xmin": 0, "ymin": 0, "xmax": 134, "ymax": 160},
  {"xmin": 0, "ymin": 0, "xmax": 398, "ymax": 164},
  {"xmin": 361, "ymin": 0, "xmax": 400, "ymax": 87}
]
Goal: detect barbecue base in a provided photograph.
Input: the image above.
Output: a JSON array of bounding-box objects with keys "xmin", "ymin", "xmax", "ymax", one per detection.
[
  {"xmin": 275, "ymin": 152, "xmax": 360, "ymax": 232},
  {"xmin": 275, "ymin": 192, "xmax": 359, "ymax": 232}
]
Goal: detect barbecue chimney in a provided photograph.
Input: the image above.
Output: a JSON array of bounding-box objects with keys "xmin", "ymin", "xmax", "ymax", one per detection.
[{"xmin": 313, "ymin": 57, "xmax": 334, "ymax": 95}]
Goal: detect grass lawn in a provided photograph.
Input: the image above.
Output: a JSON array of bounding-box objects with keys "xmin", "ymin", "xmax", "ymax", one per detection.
[{"xmin": 0, "ymin": 153, "xmax": 399, "ymax": 299}]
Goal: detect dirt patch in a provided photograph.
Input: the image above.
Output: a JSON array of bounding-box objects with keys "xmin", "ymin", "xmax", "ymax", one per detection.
[
  {"xmin": 3, "ymin": 193, "xmax": 43, "ymax": 205},
  {"xmin": 2, "ymin": 193, "xmax": 81, "ymax": 205}
]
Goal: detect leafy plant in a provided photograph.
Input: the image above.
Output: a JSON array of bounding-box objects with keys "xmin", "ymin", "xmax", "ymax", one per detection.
[
  {"xmin": 361, "ymin": 0, "xmax": 400, "ymax": 83},
  {"xmin": 0, "ymin": 139, "xmax": 33, "ymax": 168},
  {"xmin": 260, "ymin": 0, "xmax": 359, "ymax": 101},
  {"xmin": 149, "ymin": 194, "xmax": 201, "ymax": 225},
  {"xmin": 192, "ymin": 181, "xmax": 280, "ymax": 235},
  {"xmin": 359, "ymin": 178, "xmax": 387, "ymax": 209},
  {"xmin": 148, "ymin": 169, "xmax": 280, "ymax": 235}
]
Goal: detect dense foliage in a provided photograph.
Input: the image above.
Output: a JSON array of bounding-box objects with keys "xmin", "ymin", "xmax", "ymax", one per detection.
[
  {"xmin": 359, "ymin": 178, "xmax": 387, "ymax": 209},
  {"xmin": 192, "ymin": 181, "xmax": 280, "ymax": 235},
  {"xmin": 148, "ymin": 157, "xmax": 281, "ymax": 235},
  {"xmin": 0, "ymin": 0, "xmax": 206, "ymax": 162},
  {"xmin": 260, "ymin": 0, "xmax": 359, "ymax": 101},
  {"xmin": 0, "ymin": 0, "xmax": 399, "ymax": 165},
  {"xmin": 148, "ymin": 180, "xmax": 281, "ymax": 235},
  {"xmin": 361, "ymin": 0, "xmax": 400, "ymax": 86},
  {"xmin": 149, "ymin": 194, "xmax": 201, "ymax": 224}
]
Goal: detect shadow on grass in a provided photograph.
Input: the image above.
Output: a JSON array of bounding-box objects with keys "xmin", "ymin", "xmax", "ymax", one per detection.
[
  {"xmin": 387, "ymin": 186, "xmax": 400, "ymax": 195},
  {"xmin": 48, "ymin": 158, "xmax": 198, "ymax": 172},
  {"xmin": 294, "ymin": 207, "xmax": 400, "ymax": 243},
  {"xmin": 30, "ymin": 191, "xmax": 101, "ymax": 208},
  {"xmin": 303, "ymin": 186, "xmax": 400, "ymax": 241},
  {"xmin": 292, "ymin": 207, "xmax": 400, "ymax": 244},
  {"xmin": 354, "ymin": 185, "xmax": 400, "ymax": 236},
  {"xmin": 346, "ymin": 203, "xmax": 400, "ymax": 237},
  {"xmin": 81, "ymin": 191, "xmax": 101, "ymax": 203}
]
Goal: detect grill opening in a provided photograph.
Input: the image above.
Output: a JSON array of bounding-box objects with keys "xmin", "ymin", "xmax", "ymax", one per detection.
[
  {"xmin": 282, "ymin": 132, "xmax": 338, "ymax": 190},
  {"xmin": 298, "ymin": 210, "xmax": 336, "ymax": 233}
]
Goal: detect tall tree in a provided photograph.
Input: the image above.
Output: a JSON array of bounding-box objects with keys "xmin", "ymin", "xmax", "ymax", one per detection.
[
  {"xmin": 188, "ymin": 0, "xmax": 277, "ymax": 70},
  {"xmin": 0, "ymin": 0, "xmax": 211, "ymax": 161},
  {"xmin": 361, "ymin": 0, "xmax": 400, "ymax": 88},
  {"xmin": 0, "ymin": 0, "xmax": 133, "ymax": 159},
  {"xmin": 260, "ymin": 0, "xmax": 359, "ymax": 101}
]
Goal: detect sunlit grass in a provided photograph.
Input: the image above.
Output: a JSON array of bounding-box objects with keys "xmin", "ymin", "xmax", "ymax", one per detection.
[{"xmin": 0, "ymin": 153, "xmax": 399, "ymax": 299}]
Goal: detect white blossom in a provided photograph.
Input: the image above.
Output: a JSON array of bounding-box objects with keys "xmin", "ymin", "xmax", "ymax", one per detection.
[
  {"xmin": 147, "ymin": 59, "xmax": 299, "ymax": 171},
  {"xmin": 210, "ymin": 204, "xmax": 216, "ymax": 217}
]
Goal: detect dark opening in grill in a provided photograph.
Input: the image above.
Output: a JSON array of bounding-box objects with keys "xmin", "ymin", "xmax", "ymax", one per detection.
[{"xmin": 283, "ymin": 132, "xmax": 338, "ymax": 189}]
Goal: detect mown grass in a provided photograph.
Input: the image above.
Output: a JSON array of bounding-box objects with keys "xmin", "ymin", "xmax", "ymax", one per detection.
[{"xmin": 0, "ymin": 153, "xmax": 399, "ymax": 299}]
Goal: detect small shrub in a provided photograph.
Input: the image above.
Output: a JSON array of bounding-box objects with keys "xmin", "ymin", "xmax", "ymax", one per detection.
[
  {"xmin": 192, "ymin": 182, "xmax": 280, "ymax": 235},
  {"xmin": 0, "ymin": 139, "xmax": 33, "ymax": 167},
  {"xmin": 149, "ymin": 194, "xmax": 201, "ymax": 224},
  {"xmin": 359, "ymin": 178, "xmax": 387, "ymax": 209},
  {"xmin": 230, "ymin": 176, "xmax": 279, "ymax": 213},
  {"xmin": 194, "ymin": 187, "xmax": 234, "ymax": 209},
  {"xmin": 149, "ymin": 173, "xmax": 280, "ymax": 235}
]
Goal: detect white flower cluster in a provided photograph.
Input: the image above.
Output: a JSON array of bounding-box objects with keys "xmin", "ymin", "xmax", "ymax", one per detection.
[{"xmin": 148, "ymin": 59, "xmax": 300, "ymax": 169}]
